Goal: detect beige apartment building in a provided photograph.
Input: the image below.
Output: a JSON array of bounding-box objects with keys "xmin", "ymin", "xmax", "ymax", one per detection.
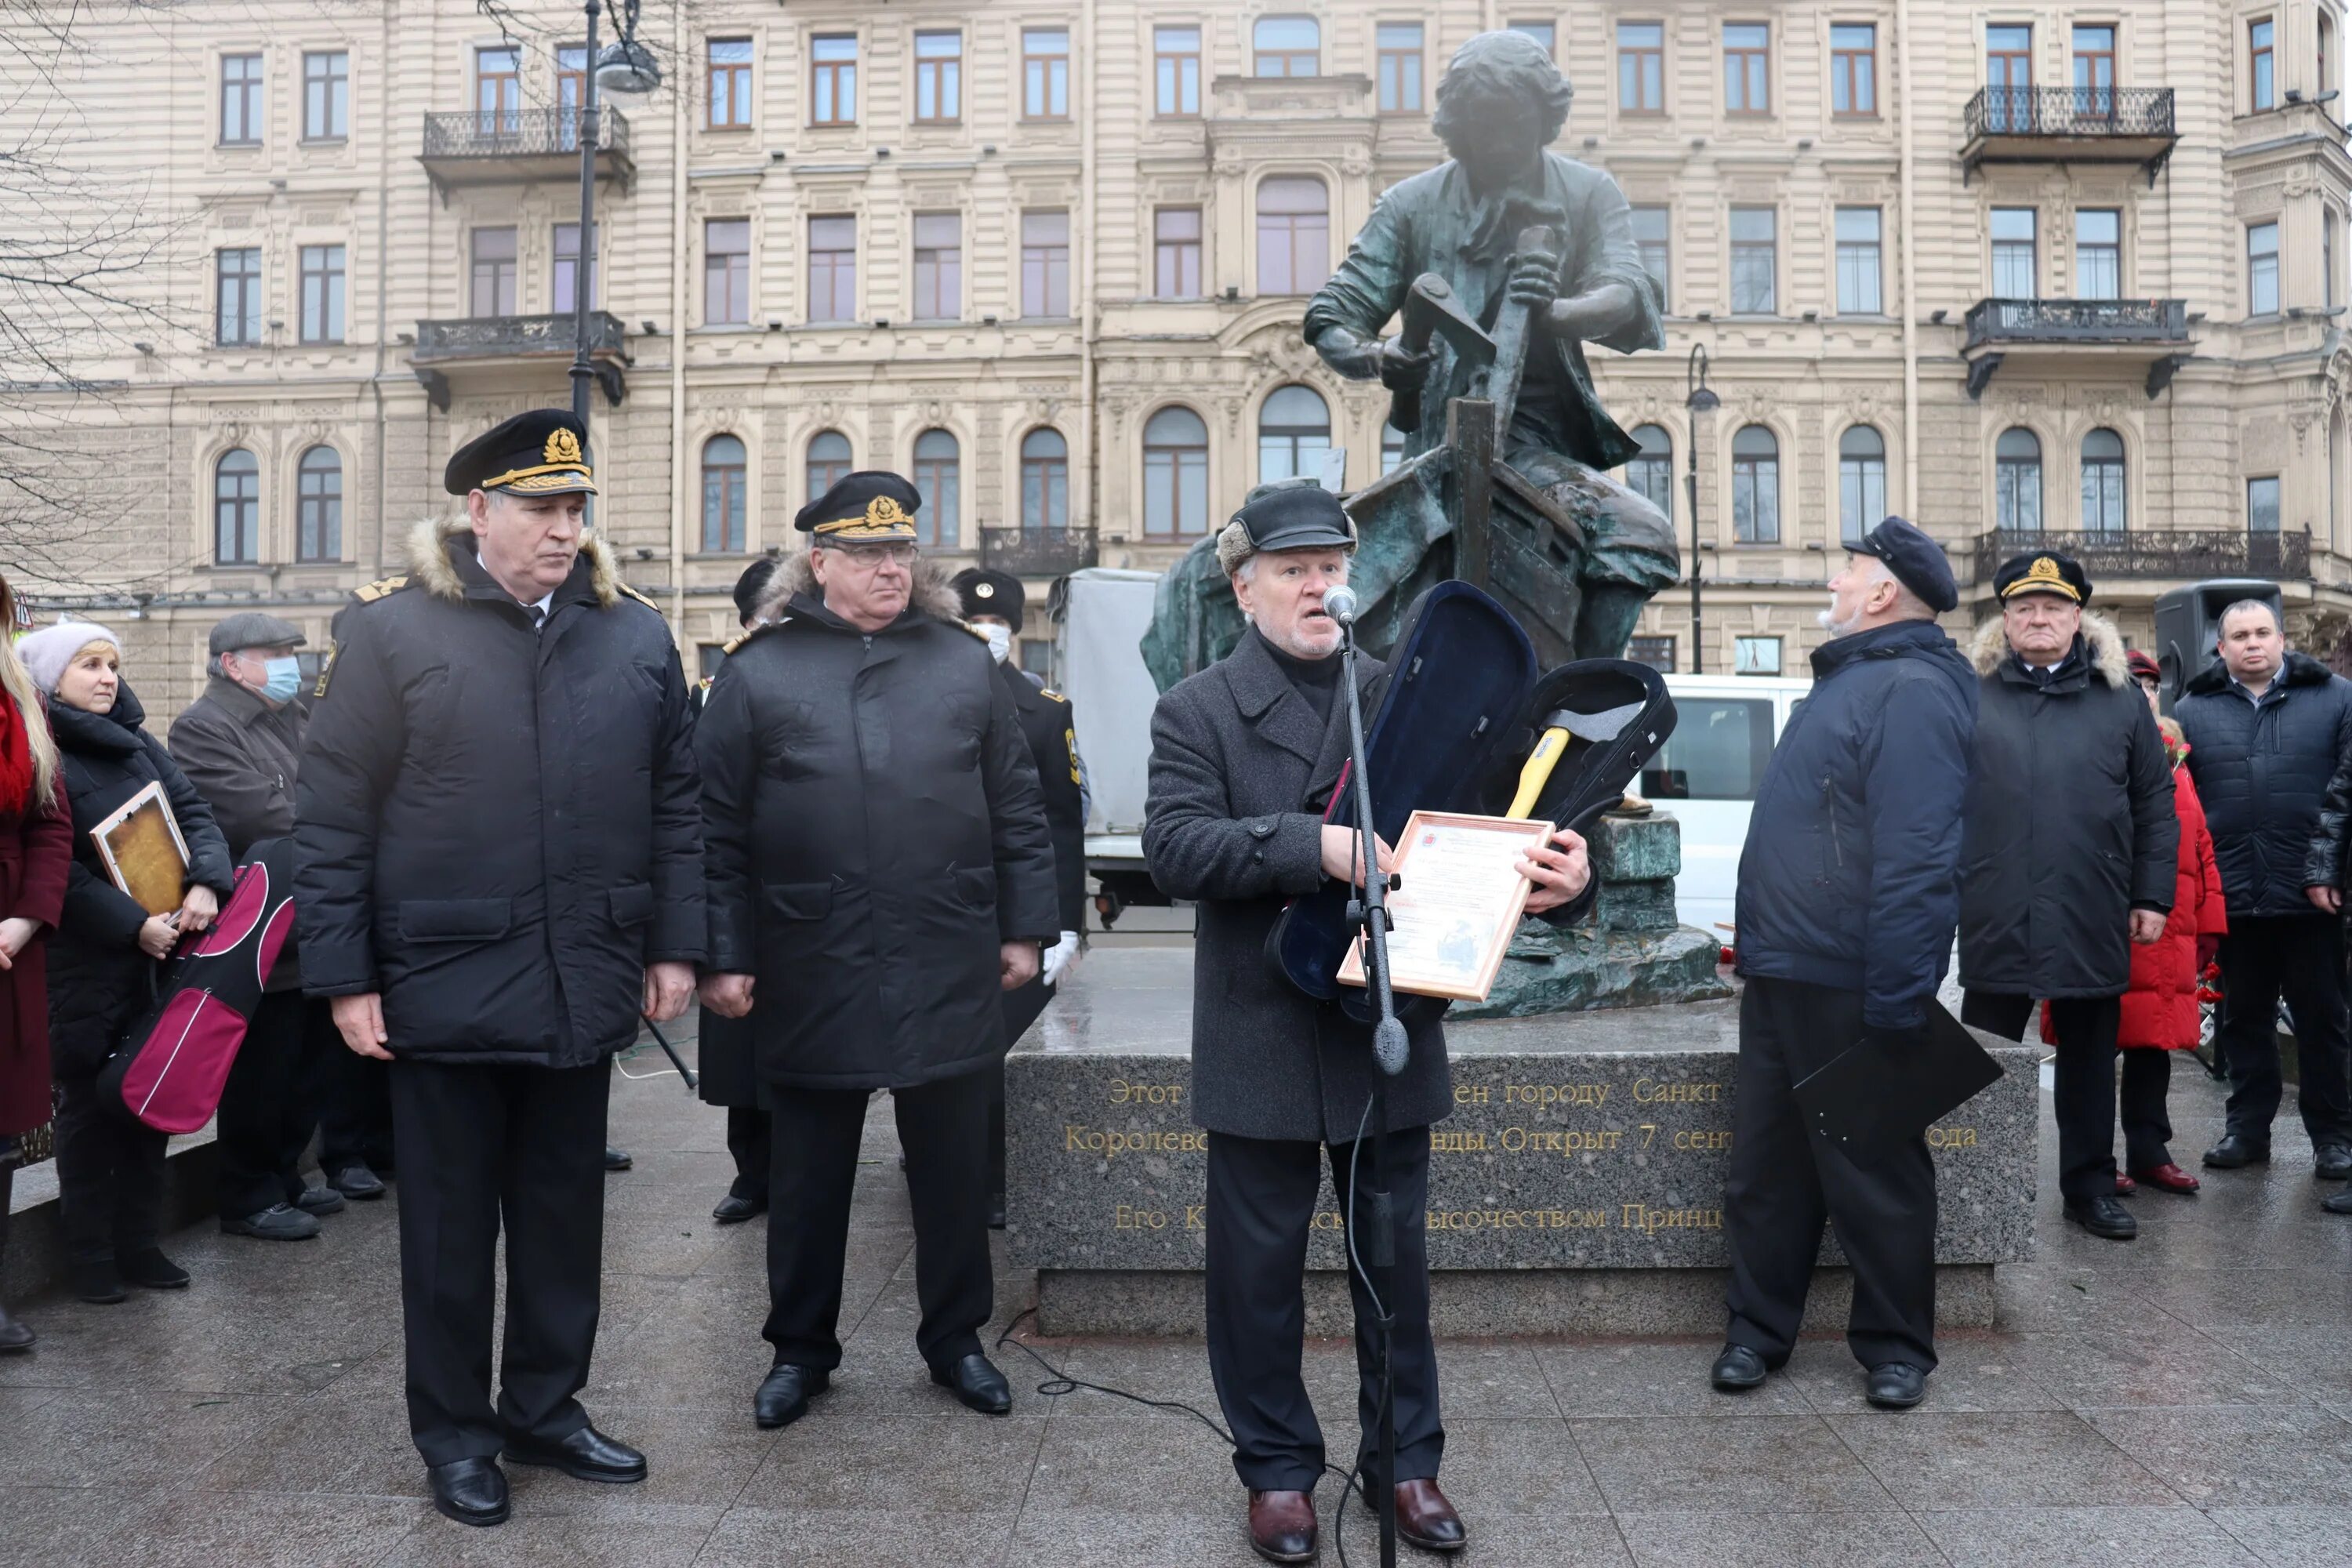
[{"xmin": 8, "ymin": 0, "xmax": 2350, "ymax": 707}]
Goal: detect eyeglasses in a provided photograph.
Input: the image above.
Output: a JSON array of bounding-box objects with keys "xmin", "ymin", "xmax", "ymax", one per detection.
[{"xmin": 829, "ymin": 543, "xmax": 919, "ymax": 568}]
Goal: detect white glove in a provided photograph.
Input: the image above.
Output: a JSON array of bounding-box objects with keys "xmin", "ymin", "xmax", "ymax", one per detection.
[{"xmin": 1040, "ymin": 930, "xmax": 1080, "ymax": 988}]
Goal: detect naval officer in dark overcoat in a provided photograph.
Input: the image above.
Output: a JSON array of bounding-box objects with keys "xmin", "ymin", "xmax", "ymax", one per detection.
[{"xmin": 1142, "ymin": 484, "xmax": 1593, "ymax": 1564}]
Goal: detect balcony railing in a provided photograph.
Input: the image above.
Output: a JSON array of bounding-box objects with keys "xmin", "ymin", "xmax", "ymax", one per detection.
[
  {"xmin": 1965, "ymin": 298, "xmax": 2188, "ymax": 348},
  {"xmin": 413, "ymin": 311, "xmax": 628, "ymax": 363},
  {"xmin": 1963, "ymin": 85, "xmax": 2175, "ymax": 142},
  {"xmin": 980, "ymin": 527, "xmax": 1098, "ymax": 577},
  {"xmin": 422, "ymin": 107, "xmax": 631, "ymax": 161},
  {"xmin": 1973, "ymin": 528, "xmax": 2311, "ymax": 584}
]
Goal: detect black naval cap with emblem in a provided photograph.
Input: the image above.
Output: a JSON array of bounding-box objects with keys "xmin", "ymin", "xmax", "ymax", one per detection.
[
  {"xmin": 797, "ymin": 471, "xmax": 923, "ymax": 542},
  {"xmin": 1847, "ymin": 515, "xmax": 1959, "ymax": 615},
  {"xmin": 443, "ymin": 408, "xmax": 598, "ymax": 498},
  {"xmin": 1993, "ymin": 550, "xmax": 2091, "ymax": 608},
  {"xmin": 949, "ymin": 568, "xmax": 1025, "ymax": 633}
]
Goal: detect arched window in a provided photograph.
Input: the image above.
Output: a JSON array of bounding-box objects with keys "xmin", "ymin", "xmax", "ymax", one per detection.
[
  {"xmin": 296, "ymin": 445, "xmax": 341, "ymax": 562},
  {"xmin": 1837, "ymin": 426, "xmax": 1886, "ymax": 545},
  {"xmin": 1142, "ymin": 406, "xmax": 1210, "ymax": 538},
  {"xmin": 1020, "ymin": 427, "xmax": 1069, "ymax": 532},
  {"xmin": 215, "ymin": 448, "xmax": 260, "ymax": 564},
  {"xmin": 1994, "ymin": 426, "xmax": 2042, "ymax": 533},
  {"xmin": 1730, "ymin": 425, "xmax": 1779, "ymax": 543},
  {"xmin": 912, "ymin": 429, "xmax": 959, "ymax": 547},
  {"xmin": 1256, "ymin": 177, "xmax": 1330, "ymax": 295},
  {"xmin": 702, "ymin": 434, "xmax": 747, "ymax": 552},
  {"xmin": 2081, "ymin": 427, "xmax": 2126, "ymax": 533},
  {"xmin": 1258, "ymin": 384, "xmax": 1330, "ymax": 484},
  {"xmin": 1624, "ymin": 423, "xmax": 1674, "ymax": 521},
  {"xmin": 806, "ymin": 430, "xmax": 851, "ymax": 503},
  {"xmin": 1254, "ymin": 16, "xmax": 1319, "ymax": 76}
]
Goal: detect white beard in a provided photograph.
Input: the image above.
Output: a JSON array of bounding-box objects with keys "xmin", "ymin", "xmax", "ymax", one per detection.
[{"xmin": 1818, "ymin": 605, "xmax": 1864, "ymax": 638}]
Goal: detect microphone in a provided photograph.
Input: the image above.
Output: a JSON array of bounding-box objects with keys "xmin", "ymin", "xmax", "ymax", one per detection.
[
  {"xmin": 1322, "ymin": 585, "xmax": 1359, "ymax": 626},
  {"xmin": 1374, "ymin": 1014, "xmax": 1410, "ymax": 1076}
]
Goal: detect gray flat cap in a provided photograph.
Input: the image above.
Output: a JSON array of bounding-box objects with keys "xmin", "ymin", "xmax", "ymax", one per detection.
[{"xmin": 208, "ymin": 611, "xmax": 307, "ymax": 656}]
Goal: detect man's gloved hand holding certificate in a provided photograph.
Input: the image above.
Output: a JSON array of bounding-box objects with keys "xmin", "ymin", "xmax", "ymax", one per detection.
[{"xmin": 1791, "ymin": 1000, "xmax": 2003, "ymax": 1167}]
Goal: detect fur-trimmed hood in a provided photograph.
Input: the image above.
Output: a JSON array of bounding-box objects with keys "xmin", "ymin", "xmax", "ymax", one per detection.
[
  {"xmin": 751, "ymin": 550, "xmax": 964, "ymax": 628},
  {"xmin": 1969, "ymin": 608, "xmax": 2131, "ymax": 687},
  {"xmin": 404, "ymin": 515, "xmax": 623, "ymax": 607}
]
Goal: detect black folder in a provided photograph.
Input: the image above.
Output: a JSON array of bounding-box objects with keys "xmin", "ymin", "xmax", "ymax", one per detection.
[{"xmin": 1791, "ymin": 1000, "xmax": 2005, "ymax": 1167}]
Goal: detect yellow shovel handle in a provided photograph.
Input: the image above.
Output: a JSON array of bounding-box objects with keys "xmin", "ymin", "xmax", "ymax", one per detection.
[{"xmin": 1506, "ymin": 727, "xmax": 1570, "ymax": 819}]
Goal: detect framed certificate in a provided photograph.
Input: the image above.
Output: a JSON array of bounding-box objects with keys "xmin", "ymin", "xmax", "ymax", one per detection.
[
  {"xmin": 89, "ymin": 780, "xmax": 191, "ymax": 918},
  {"xmin": 1335, "ymin": 811, "xmax": 1555, "ymax": 1003}
]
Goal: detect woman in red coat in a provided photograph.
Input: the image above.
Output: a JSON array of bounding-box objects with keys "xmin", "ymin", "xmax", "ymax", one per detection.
[{"xmin": 0, "ymin": 572, "xmax": 73, "ymax": 1352}]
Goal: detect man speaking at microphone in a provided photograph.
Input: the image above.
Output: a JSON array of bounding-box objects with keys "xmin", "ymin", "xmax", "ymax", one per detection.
[{"xmin": 1143, "ymin": 483, "xmax": 1592, "ymax": 1564}]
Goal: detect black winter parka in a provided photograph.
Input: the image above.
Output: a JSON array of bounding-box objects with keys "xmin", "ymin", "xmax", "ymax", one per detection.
[{"xmin": 2177, "ymin": 652, "xmax": 2352, "ymax": 918}]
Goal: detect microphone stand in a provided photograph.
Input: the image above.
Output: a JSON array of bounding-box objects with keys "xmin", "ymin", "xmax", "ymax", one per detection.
[{"xmin": 1335, "ymin": 605, "xmax": 1402, "ymax": 1568}]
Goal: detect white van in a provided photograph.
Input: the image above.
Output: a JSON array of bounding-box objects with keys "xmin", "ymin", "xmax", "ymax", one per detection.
[{"xmin": 1645, "ymin": 673, "xmax": 1813, "ymax": 935}]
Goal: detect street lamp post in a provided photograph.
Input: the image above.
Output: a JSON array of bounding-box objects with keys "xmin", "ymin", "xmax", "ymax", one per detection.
[
  {"xmin": 1684, "ymin": 344, "xmax": 1719, "ymax": 676},
  {"xmin": 569, "ymin": 0, "xmax": 661, "ymax": 430}
]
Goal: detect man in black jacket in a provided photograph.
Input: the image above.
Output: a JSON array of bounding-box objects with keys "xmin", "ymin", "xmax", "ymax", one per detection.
[
  {"xmin": 1143, "ymin": 485, "xmax": 1593, "ymax": 1563},
  {"xmin": 2176, "ymin": 600, "xmax": 2352, "ymax": 1185},
  {"xmin": 294, "ymin": 410, "xmax": 703, "ymax": 1528},
  {"xmin": 1955, "ymin": 554, "xmax": 2176, "ymax": 1241},
  {"xmin": 696, "ymin": 473, "xmax": 1058, "ymax": 1433},
  {"xmin": 1718, "ymin": 517, "xmax": 1976, "ymax": 1413}
]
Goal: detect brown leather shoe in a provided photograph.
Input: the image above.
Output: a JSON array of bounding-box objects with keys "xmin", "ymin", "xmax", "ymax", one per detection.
[
  {"xmin": 1392, "ymin": 1479, "xmax": 1467, "ymax": 1553},
  {"xmin": 1247, "ymin": 1490, "xmax": 1318, "ymax": 1564}
]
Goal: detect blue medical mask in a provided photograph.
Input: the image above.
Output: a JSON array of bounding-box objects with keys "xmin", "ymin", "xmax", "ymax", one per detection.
[{"xmin": 260, "ymin": 656, "xmax": 303, "ymax": 703}]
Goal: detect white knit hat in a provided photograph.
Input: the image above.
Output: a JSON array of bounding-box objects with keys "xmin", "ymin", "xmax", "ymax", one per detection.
[{"xmin": 17, "ymin": 622, "xmax": 120, "ymax": 695}]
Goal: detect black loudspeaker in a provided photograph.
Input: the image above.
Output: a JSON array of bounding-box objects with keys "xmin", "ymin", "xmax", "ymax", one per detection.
[{"xmin": 2151, "ymin": 579, "xmax": 2283, "ymax": 713}]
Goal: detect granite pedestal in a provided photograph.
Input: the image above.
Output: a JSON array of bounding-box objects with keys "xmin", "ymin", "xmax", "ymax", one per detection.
[{"xmin": 1007, "ymin": 949, "xmax": 2039, "ymax": 1337}]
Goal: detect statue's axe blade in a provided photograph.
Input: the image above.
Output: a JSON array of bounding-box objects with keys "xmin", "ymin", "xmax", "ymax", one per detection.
[{"xmin": 1388, "ymin": 274, "xmax": 1497, "ymax": 435}]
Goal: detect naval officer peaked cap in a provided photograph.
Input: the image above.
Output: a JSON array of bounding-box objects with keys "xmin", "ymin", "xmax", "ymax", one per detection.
[
  {"xmin": 1993, "ymin": 549, "xmax": 2092, "ymax": 608},
  {"xmin": 1847, "ymin": 515, "xmax": 1959, "ymax": 615},
  {"xmin": 797, "ymin": 471, "xmax": 924, "ymax": 541},
  {"xmin": 444, "ymin": 408, "xmax": 598, "ymax": 498}
]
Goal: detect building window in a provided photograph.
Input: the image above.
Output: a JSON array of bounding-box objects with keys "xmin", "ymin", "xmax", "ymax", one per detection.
[
  {"xmin": 2249, "ymin": 220, "xmax": 2281, "ymax": 314},
  {"xmin": 1628, "ymin": 634, "xmax": 1675, "ymax": 672},
  {"xmin": 221, "ymin": 53, "xmax": 263, "ymax": 144},
  {"xmin": 708, "ymin": 38, "xmax": 753, "ymax": 129},
  {"xmin": 914, "ymin": 31, "xmax": 962, "ymax": 123},
  {"xmin": 303, "ymin": 51, "xmax": 347, "ymax": 141},
  {"xmin": 2075, "ymin": 209, "xmax": 2121, "ymax": 299},
  {"xmin": 811, "ymin": 34, "xmax": 857, "ymax": 126},
  {"xmin": 1831, "ymin": 24, "xmax": 1877, "ymax": 114},
  {"xmin": 1156, "ymin": 26, "xmax": 1202, "ymax": 116},
  {"xmin": 912, "ymin": 212, "xmax": 960, "ymax": 321},
  {"xmin": 1619, "ymin": 22, "xmax": 1665, "ymax": 113},
  {"xmin": 1022, "ymin": 428, "xmax": 1070, "ymax": 530},
  {"xmin": 553, "ymin": 222, "xmax": 595, "ymax": 314},
  {"xmin": 475, "ymin": 46, "xmax": 520, "ymax": 136},
  {"xmin": 1723, "ymin": 23, "xmax": 1770, "ymax": 114},
  {"xmin": 1995, "ymin": 426, "xmax": 2043, "ymax": 531},
  {"xmin": 1254, "ymin": 16, "xmax": 1319, "ymax": 78},
  {"xmin": 1623, "ymin": 424, "xmax": 1674, "ymax": 519},
  {"xmin": 1991, "ymin": 207, "xmax": 2037, "ymax": 296},
  {"xmin": 470, "ymin": 227, "xmax": 517, "ymax": 317},
  {"xmin": 2327, "ymin": 209, "xmax": 2339, "ymax": 310},
  {"xmin": 1730, "ymin": 206, "xmax": 1777, "ymax": 314},
  {"xmin": 701, "ymin": 435, "xmax": 747, "ymax": 552},
  {"xmin": 1022, "ymin": 211, "xmax": 1071, "ymax": 318},
  {"xmin": 2072, "ymin": 24, "xmax": 2115, "ymax": 115},
  {"xmin": 1257, "ymin": 177, "xmax": 1330, "ymax": 295},
  {"xmin": 1631, "ymin": 205, "xmax": 1670, "ymax": 310},
  {"xmin": 704, "ymin": 219, "xmax": 750, "ymax": 324},
  {"xmin": 1378, "ymin": 24, "xmax": 1425, "ymax": 113},
  {"xmin": 1838, "ymin": 426, "xmax": 1887, "ymax": 544},
  {"xmin": 1730, "ymin": 424, "xmax": 1780, "ymax": 543},
  {"xmin": 299, "ymin": 244, "xmax": 345, "ymax": 343},
  {"xmin": 1258, "ymin": 385, "xmax": 1331, "ymax": 485},
  {"xmin": 808, "ymin": 215, "xmax": 855, "ymax": 323},
  {"xmin": 1023, "ymin": 28, "xmax": 1070, "ymax": 119},
  {"xmin": 556, "ymin": 47, "xmax": 587, "ymax": 147},
  {"xmin": 2248, "ymin": 474, "xmax": 2281, "ymax": 534},
  {"xmin": 1143, "ymin": 406, "xmax": 1211, "ymax": 537},
  {"xmin": 296, "ymin": 446, "xmax": 341, "ymax": 562},
  {"xmin": 1381, "ymin": 427, "xmax": 1406, "ymax": 474},
  {"xmin": 1509, "ymin": 21, "xmax": 1556, "ymax": 56},
  {"xmin": 1156, "ymin": 207, "xmax": 1203, "ymax": 299},
  {"xmin": 2324, "ymin": 12, "xmax": 2336, "ymax": 93},
  {"xmin": 216, "ymin": 247, "xmax": 262, "ymax": 344},
  {"xmin": 2081, "ymin": 427, "xmax": 2126, "ymax": 532},
  {"xmin": 1734, "ymin": 636, "xmax": 1783, "ymax": 676},
  {"xmin": 2251, "ymin": 17, "xmax": 2275, "ymax": 110},
  {"xmin": 913, "ymin": 429, "xmax": 958, "ymax": 546},
  {"xmin": 1835, "ymin": 207, "xmax": 1882, "ymax": 314},
  {"xmin": 1986, "ymin": 25, "xmax": 2033, "ymax": 129},
  {"xmin": 215, "ymin": 449, "xmax": 260, "ymax": 564},
  {"xmin": 807, "ymin": 430, "xmax": 852, "ymax": 503}
]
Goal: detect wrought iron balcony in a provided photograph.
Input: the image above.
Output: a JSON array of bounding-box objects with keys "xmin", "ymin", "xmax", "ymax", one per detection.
[
  {"xmin": 1965, "ymin": 297, "xmax": 2189, "ymax": 348},
  {"xmin": 409, "ymin": 312, "xmax": 630, "ymax": 411},
  {"xmin": 419, "ymin": 108, "xmax": 633, "ymax": 197},
  {"xmin": 1972, "ymin": 528, "xmax": 2311, "ymax": 585},
  {"xmin": 980, "ymin": 527, "xmax": 1098, "ymax": 577},
  {"xmin": 1961, "ymin": 86, "xmax": 2178, "ymax": 185}
]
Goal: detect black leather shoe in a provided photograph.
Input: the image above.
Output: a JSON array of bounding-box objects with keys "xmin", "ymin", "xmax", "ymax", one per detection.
[
  {"xmin": 711, "ymin": 1191, "xmax": 766, "ymax": 1224},
  {"xmin": 931, "ymin": 1352, "xmax": 1012, "ymax": 1415},
  {"xmin": 70, "ymin": 1259, "xmax": 124, "ymax": 1305},
  {"xmin": 427, "ymin": 1457, "xmax": 510, "ymax": 1527},
  {"xmin": 753, "ymin": 1363, "xmax": 828, "ymax": 1429},
  {"xmin": 2323, "ymin": 1187, "xmax": 2352, "ymax": 1215},
  {"xmin": 604, "ymin": 1145, "xmax": 632, "ymax": 1173},
  {"xmin": 503, "ymin": 1423, "xmax": 646, "ymax": 1483},
  {"xmin": 1864, "ymin": 1363, "xmax": 1928, "ymax": 1409},
  {"xmin": 2314, "ymin": 1145, "xmax": 2352, "ymax": 1181},
  {"xmin": 0, "ymin": 1301, "xmax": 34, "ymax": 1353},
  {"xmin": 1710, "ymin": 1344, "xmax": 1770, "ymax": 1392},
  {"xmin": 2066, "ymin": 1195, "xmax": 2139, "ymax": 1240},
  {"xmin": 292, "ymin": 1184, "xmax": 347, "ymax": 1216},
  {"xmin": 119, "ymin": 1247, "xmax": 191, "ymax": 1289},
  {"xmin": 2203, "ymin": 1134, "xmax": 2270, "ymax": 1169},
  {"xmin": 987, "ymin": 1192, "xmax": 1007, "ymax": 1230},
  {"xmin": 328, "ymin": 1163, "xmax": 386, "ymax": 1200}
]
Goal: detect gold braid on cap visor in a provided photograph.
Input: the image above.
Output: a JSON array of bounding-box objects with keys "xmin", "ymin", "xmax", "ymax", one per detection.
[
  {"xmin": 2001, "ymin": 554, "xmax": 2081, "ymax": 603},
  {"xmin": 812, "ymin": 495, "xmax": 920, "ymax": 539},
  {"xmin": 481, "ymin": 463, "xmax": 598, "ymax": 495}
]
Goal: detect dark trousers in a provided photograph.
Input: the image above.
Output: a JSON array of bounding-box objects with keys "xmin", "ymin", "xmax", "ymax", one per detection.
[
  {"xmin": 387, "ymin": 1058, "xmax": 609, "ymax": 1467},
  {"xmin": 764, "ymin": 1069, "xmax": 993, "ymax": 1373},
  {"xmin": 725, "ymin": 1106, "xmax": 769, "ymax": 1202},
  {"xmin": 2120, "ymin": 1051, "xmax": 2175, "ymax": 1172},
  {"xmin": 1204, "ymin": 1127, "xmax": 1443, "ymax": 1494},
  {"xmin": 216, "ymin": 993, "xmax": 336, "ymax": 1221},
  {"xmin": 320, "ymin": 1048, "xmax": 395, "ymax": 1178},
  {"xmin": 1724, "ymin": 977, "xmax": 1938, "ymax": 1372},
  {"xmin": 2213, "ymin": 914, "xmax": 2352, "ymax": 1149},
  {"xmin": 52, "ymin": 1074, "xmax": 166, "ymax": 1265},
  {"xmin": 1962, "ymin": 991, "xmax": 2122, "ymax": 1204}
]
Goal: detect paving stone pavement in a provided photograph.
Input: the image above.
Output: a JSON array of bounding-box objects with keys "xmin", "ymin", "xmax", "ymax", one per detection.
[{"xmin": 2, "ymin": 1028, "xmax": 2348, "ymax": 1567}]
